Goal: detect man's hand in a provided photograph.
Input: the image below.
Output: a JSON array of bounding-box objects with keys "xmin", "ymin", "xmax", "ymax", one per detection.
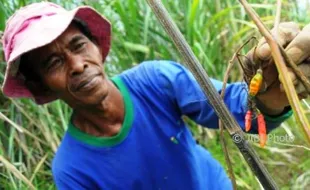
[{"xmin": 245, "ymin": 22, "xmax": 310, "ymax": 116}]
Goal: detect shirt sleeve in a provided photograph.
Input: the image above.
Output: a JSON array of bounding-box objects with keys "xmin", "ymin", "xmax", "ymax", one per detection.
[{"xmin": 153, "ymin": 60, "xmax": 292, "ymax": 133}]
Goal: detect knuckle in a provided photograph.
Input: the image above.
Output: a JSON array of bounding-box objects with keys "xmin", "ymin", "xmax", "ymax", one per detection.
[
  {"xmin": 279, "ymin": 26, "xmax": 299, "ymax": 39},
  {"xmin": 272, "ymin": 22, "xmax": 300, "ymax": 46},
  {"xmin": 279, "ymin": 22, "xmax": 300, "ymax": 30}
]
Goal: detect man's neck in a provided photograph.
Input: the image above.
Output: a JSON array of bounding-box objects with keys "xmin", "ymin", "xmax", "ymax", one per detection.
[{"xmin": 72, "ymin": 81, "xmax": 125, "ymax": 137}]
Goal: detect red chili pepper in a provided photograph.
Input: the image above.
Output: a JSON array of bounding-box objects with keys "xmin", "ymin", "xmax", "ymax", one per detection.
[
  {"xmin": 257, "ymin": 113, "xmax": 267, "ymax": 147},
  {"xmin": 245, "ymin": 110, "xmax": 252, "ymax": 132}
]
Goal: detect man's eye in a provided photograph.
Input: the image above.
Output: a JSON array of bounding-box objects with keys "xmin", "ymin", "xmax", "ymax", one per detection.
[
  {"xmin": 47, "ymin": 58, "xmax": 62, "ymax": 70},
  {"xmin": 74, "ymin": 42, "xmax": 86, "ymax": 51}
]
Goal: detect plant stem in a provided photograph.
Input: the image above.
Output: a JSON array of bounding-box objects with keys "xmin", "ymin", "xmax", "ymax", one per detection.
[
  {"xmin": 0, "ymin": 155, "xmax": 35, "ymax": 190},
  {"xmin": 274, "ymin": 0, "xmax": 281, "ymax": 36},
  {"xmin": 219, "ymin": 36, "xmax": 256, "ymax": 190}
]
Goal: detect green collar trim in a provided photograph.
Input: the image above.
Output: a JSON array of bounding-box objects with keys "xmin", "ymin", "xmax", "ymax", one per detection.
[
  {"xmin": 67, "ymin": 76, "xmax": 134, "ymax": 147},
  {"xmin": 264, "ymin": 108, "xmax": 293, "ymax": 122}
]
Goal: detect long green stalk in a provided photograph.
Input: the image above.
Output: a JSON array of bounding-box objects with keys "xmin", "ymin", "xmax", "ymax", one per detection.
[{"xmin": 0, "ymin": 155, "xmax": 35, "ymax": 190}]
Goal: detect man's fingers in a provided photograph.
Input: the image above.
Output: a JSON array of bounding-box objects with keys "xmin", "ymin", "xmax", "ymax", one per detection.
[
  {"xmin": 285, "ymin": 24, "xmax": 310, "ymax": 65},
  {"xmin": 256, "ymin": 44, "xmax": 270, "ymax": 60},
  {"xmin": 256, "ymin": 22, "xmax": 300, "ymax": 61},
  {"xmin": 279, "ymin": 64, "xmax": 310, "ymax": 94},
  {"xmin": 279, "ymin": 68, "xmax": 298, "ymax": 92}
]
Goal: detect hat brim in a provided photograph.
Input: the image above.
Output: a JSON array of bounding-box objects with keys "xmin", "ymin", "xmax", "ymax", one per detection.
[{"xmin": 2, "ymin": 6, "xmax": 111, "ymax": 104}]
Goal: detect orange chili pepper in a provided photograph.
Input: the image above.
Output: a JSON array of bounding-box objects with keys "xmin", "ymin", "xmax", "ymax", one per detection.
[
  {"xmin": 257, "ymin": 113, "xmax": 267, "ymax": 147},
  {"xmin": 245, "ymin": 110, "xmax": 252, "ymax": 132},
  {"xmin": 249, "ymin": 69, "xmax": 263, "ymax": 97}
]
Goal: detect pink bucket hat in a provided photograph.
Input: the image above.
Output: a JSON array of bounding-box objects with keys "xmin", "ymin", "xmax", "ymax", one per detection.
[{"xmin": 1, "ymin": 2, "xmax": 111, "ymax": 104}]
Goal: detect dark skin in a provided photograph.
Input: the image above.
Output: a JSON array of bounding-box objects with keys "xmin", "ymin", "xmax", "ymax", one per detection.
[
  {"xmin": 23, "ymin": 23, "xmax": 308, "ymax": 137},
  {"xmin": 25, "ymin": 24, "xmax": 124, "ymax": 137}
]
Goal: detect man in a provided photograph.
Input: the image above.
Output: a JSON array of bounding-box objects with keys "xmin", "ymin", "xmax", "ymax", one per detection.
[{"xmin": 2, "ymin": 2, "xmax": 309, "ymax": 190}]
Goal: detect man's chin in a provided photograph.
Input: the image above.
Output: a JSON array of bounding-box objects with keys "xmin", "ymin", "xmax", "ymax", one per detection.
[
  {"xmin": 66, "ymin": 80, "xmax": 109, "ymax": 108},
  {"xmin": 67, "ymin": 91, "xmax": 109, "ymax": 108}
]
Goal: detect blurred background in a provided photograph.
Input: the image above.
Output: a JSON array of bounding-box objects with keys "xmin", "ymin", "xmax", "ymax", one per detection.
[{"xmin": 0, "ymin": 0, "xmax": 309, "ymax": 189}]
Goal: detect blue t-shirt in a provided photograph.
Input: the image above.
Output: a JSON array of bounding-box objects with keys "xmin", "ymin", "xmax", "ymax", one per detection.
[{"xmin": 52, "ymin": 61, "xmax": 292, "ymax": 190}]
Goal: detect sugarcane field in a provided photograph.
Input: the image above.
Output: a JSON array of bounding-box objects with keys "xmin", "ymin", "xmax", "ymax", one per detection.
[{"xmin": 0, "ymin": 0, "xmax": 309, "ymax": 189}]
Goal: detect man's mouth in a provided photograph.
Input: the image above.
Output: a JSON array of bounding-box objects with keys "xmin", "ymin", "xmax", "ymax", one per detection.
[{"xmin": 71, "ymin": 74, "xmax": 102, "ymax": 92}]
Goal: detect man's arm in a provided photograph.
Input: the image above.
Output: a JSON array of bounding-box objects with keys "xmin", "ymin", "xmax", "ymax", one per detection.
[{"xmin": 154, "ymin": 61, "xmax": 292, "ymax": 133}]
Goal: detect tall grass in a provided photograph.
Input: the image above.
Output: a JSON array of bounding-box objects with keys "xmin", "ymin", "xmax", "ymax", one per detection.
[{"xmin": 0, "ymin": 0, "xmax": 309, "ymax": 189}]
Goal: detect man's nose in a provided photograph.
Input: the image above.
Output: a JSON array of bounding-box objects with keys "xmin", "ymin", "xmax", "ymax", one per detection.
[{"xmin": 68, "ymin": 55, "xmax": 88, "ymax": 76}]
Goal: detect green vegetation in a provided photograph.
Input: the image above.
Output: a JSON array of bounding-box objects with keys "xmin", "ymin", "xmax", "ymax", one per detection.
[{"xmin": 0, "ymin": 0, "xmax": 309, "ymax": 189}]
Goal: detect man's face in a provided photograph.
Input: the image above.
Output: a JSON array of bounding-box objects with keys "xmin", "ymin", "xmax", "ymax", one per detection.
[{"xmin": 25, "ymin": 24, "xmax": 108, "ymax": 108}]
